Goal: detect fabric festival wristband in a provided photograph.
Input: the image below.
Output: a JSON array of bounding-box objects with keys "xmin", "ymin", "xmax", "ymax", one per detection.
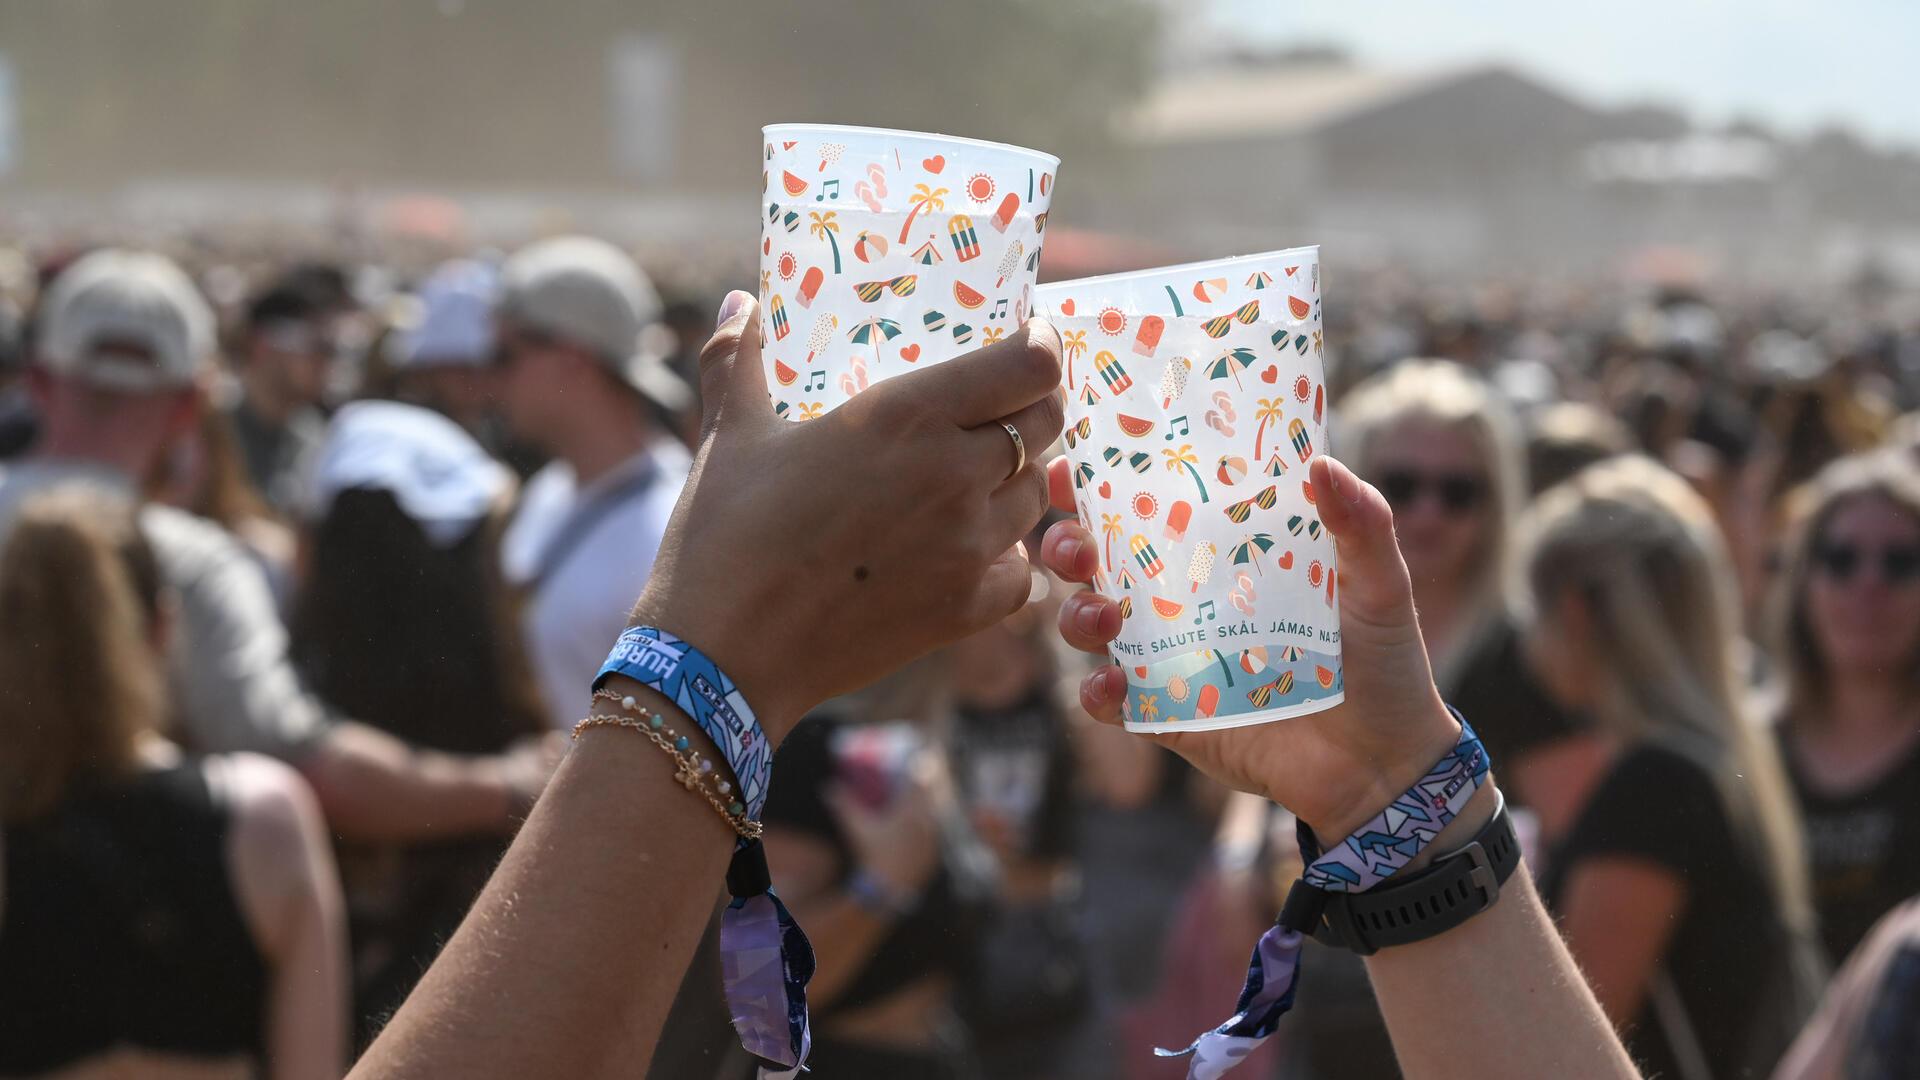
[
  {"xmin": 594, "ymin": 625, "xmax": 772, "ymax": 822},
  {"xmin": 593, "ymin": 627, "xmax": 812, "ymax": 1074},
  {"xmin": 1159, "ymin": 708, "xmax": 1491, "ymax": 1080}
]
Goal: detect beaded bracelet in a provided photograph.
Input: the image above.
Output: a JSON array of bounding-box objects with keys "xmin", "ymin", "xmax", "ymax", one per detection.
[{"xmin": 574, "ymin": 689, "xmax": 762, "ymax": 841}]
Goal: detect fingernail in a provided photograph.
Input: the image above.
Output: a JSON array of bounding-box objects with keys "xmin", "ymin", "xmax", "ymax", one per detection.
[
  {"xmin": 1085, "ymin": 670, "xmax": 1110, "ymax": 706},
  {"xmin": 715, "ymin": 290, "xmax": 749, "ymax": 328},
  {"xmin": 1075, "ymin": 597, "xmax": 1103, "ymax": 635},
  {"xmin": 1058, "ymin": 534, "xmax": 1084, "ymax": 570}
]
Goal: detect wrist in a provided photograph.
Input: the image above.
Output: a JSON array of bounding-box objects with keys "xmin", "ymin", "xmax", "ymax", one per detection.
[
  {"xmin": 626, "ymin": 598, "xmax": 803, "ymax": 747},
  {"xmin": 1307, "ymin": 694, "xmax": 1462, "ymax": 847}
]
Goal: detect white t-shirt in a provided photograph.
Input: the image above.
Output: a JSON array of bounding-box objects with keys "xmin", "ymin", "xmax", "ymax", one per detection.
[
  {"xmin": 501, "ymin": 439, "xmax": 689, "ymax": 729},
  {"xmin": 0, "ymin": 461, "xmax": 330, "ymax": 759}
]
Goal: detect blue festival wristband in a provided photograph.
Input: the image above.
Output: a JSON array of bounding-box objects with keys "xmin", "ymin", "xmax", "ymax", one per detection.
[
  {"xmin": 594, "ymin": 626, "xmax": 773, "ymax": 822},
  {"xmin": 1160, "ymin": 709, "xmax": 1491, "ymax": 1079}
]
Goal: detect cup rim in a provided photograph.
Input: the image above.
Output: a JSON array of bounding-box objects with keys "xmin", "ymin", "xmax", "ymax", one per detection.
[
  {"xmin": 762, "ymin": 123, "xmax": 1061, "ymax": 170},
  {"xmin": 1037, "ymin": 245, "xmax": 1321, "ymax": 294}
]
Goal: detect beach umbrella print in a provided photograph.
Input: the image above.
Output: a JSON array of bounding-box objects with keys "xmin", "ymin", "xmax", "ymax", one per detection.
[
  {"xmin": 1246, "ymin": 271, "xmax": 1274, "ymax": 290},
  {"xmin": 1228, "ymin": 533, "xmax": 1277, "ymax": 574},
  {"xmin": 846, "ymin": 317, "xmax": 902, "ymax": 367},
  {"xmin": 1073, "ymin": 461, "xmax": 1096, "ymax": 489},
  {"xmin": 1206, "ymin": 347, "xmax": 1258, "ymax": 390}
]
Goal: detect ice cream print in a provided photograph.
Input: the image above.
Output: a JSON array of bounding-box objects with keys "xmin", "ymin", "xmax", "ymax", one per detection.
[
  {"xmin": 1038, "ymin": 247, "xmax": 1343, "ymax": 732},
  {"xmin": 761, "ymin": 125, "xmax": 1058, "ymax": 418}
]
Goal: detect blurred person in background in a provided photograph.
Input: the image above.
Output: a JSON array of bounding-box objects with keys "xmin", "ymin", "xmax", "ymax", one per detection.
[
  {"xmin": 494, "ymin": 236, "xmax": 693, "ymax": 730},
  {"xmin": 1522, "ymin": 456, "xmax": 1823, "ymax": 1080},
  {"xmin": 227, "ymin": 277, "xmax": 336, "ymax": 513},
  {"xmin": 1773, "ymin": 894, "xmax": 1920, "ymax": 1080},
  {"xmin": 762, "ymin": 656, "xmax": 993, "ymax": 1080},
  {"xmin": 0, "ymin": 485, "xmax": 345, "ymax": 1080},
  {"xmin": 1338, "ymin": 360, "xmax": 1591, "ymax": 830},
  {"xmin": 387, "ymin": 259, "xmax": 505, "ymax": 442},
  {"xmin": 1770, "ymin": 451, "xmax": 1920, "ymax": 966},
  {"xmin": 946, "ymin": 565, "xmax": 1088, "ymax": 1080},
  {"xmin": 1523, "ymin": 400, "xmax": 1633, "ymax": 496},
  {"xmin": 157, "ymin": 403, "xmax": 300, "ymax": 608},
  {"xmin": 289, "ymin": 400, "xmax": 549, "ymax": 1048},
  {"xmin": 0, "ymin": 248, "xmax": 550, "ymax": 850}
]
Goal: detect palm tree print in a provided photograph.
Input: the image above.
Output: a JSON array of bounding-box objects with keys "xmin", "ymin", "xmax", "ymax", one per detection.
[
  {"xmin": 1254, "ymin": 398, "xmax": 1285, "ymax": 461},
  {"xmin": 808, "ymin": 211, "xmax": 842, "ymax": 274},
  {"xmin": 1101, "ymin": 513, "xmax": 1123, "ymax": 573},
  {"xmin": 1163, "ymin": 443, "xmax": 1210, "ymax": 503},
  {"xmin": 897, "ymin": 184, "xmax": 949, "ymax": 244}
]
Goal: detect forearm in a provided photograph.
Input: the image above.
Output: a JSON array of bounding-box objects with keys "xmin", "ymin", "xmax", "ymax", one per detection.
[
  {"xmin": 351, "ymin": 681, "xmax": 731, "ymax": 1079},
  {"xmin": 299, "ymin": 722, "xmax": 514, "ymax": 841},
  {"xmin": 1364, "ymin": 784, "xmax": 1639, "ymax": 1080}
]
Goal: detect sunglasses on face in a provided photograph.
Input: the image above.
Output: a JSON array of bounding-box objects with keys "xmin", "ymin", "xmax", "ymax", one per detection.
[
  {"xmin": 1378, "ymin": 470, "xmax": 1485, "ymax": 514},
  {"xmin": 1814, "ymin": 542, "xmax": 1920, "ymax": 584}
]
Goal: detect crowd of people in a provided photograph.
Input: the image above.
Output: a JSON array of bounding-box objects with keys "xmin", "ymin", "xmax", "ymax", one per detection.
[{"xmin": 0, "ymin": 230, "xmax": 1917, "ymax": 1080}]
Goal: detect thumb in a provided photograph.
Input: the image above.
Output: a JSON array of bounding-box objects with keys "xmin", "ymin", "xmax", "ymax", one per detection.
[
  {"xmin": 1310, "ymin": 455, "xmax": 1417, "ymax": 628},
  {"xmin": 697, "ymin": 290, "xmax": 774, "ymax": 440}
]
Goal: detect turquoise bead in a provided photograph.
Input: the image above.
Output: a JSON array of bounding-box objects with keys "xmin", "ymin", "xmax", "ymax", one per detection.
[
  {"xmin": 648, "ymin": 715, "xmax": 664, "ymax": 730},
  {"xmin": 674, "ymin": 736, "xmax": 690, "ymax": 751},
  {"xmin": 728, "ymin": 802, "xmax": 745, "ymax": 817}
]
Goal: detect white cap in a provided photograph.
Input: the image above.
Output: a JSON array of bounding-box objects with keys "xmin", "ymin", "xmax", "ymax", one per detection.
[
  {"xmin": 498, "ymin": 236, "xmax": 690, "ymax": 412},
  {"xmin": 302, "ymin": 400, "xmax": 512, "ymax": 547},
  {"xmin": 400, "ymin": 259, "xmax": 498, "ymax": 370},
  {"xmin": 36, "ymin": 250, "xmax": 215, "ymax": 392}
]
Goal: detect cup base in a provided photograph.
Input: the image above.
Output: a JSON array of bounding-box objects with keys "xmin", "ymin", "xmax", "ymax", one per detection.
[{"xmin": 1124, "ymin": 688, "xmax": 1343, "ymax": 734}]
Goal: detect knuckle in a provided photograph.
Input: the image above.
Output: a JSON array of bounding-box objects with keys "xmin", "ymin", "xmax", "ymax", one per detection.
[
  {"xmin": 695, "ymin": 323, "xmax": 742, "ymax": 372},
  {"xmin": 1017, "ymin": 331, "xmax": 1063, "ymax": 389},
  {"xmin": 1029, "ymin": 389, "xmax": 1066, "ymax": 444}
]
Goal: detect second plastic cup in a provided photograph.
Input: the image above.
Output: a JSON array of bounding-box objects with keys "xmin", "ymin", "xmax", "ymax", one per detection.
[
  {"xmin": 759, "ymin": 124, "xmax": 1058, "ymax": 418},
  {"xmin": 1037, "ymin": 247, "xmax": 1343, "ymax": 732}
]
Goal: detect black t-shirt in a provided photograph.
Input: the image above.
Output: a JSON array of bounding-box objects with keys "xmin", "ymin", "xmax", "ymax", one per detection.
[
  {"xmin": 947, "ymin": 690, "xmax": 1076, "ymax": 862},
  {"xmin": 761, "ymin": 715, "xmax": 984, "ymax": 1016},
  {"xmin": 1444, "ymin": 617, "xmax": 1586, "ymax": 778},
  {"xmin": 1781, "ymin": 731, "xmax": 1920, "ymax": 965},
  {"xmin": 1545, "ymin": 742, "xmax": 1803, "ymax": 1080},
  {"xmin": 0, "ymin": 764, "xmax": 267, "ymax": 1073}
]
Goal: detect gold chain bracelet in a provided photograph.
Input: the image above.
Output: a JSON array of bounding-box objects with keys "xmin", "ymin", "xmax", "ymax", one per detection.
[{"xmin": 574, "ymin": 691, "xmax": 762, "ymax": 841}]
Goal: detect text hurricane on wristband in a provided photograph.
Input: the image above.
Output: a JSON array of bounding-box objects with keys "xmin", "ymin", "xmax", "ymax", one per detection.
[{"xmin": 594, "ymin": 626, "xmax": 773, "ymax": 823}]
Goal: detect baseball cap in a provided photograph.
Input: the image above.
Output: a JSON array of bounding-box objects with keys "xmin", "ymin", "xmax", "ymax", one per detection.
[
  {"xmin": 399, "ymin": 259, "xmax": 499, "ymax": 370},
  {"xmin": 36, "ymin": 249, "xmax": 214, "ymax": 393},
  {"xmin": 497, "ymin": 236, "xmax": 690, "ymax": 413}
]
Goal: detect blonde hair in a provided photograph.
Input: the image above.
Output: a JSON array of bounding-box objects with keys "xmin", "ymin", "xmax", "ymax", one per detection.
[
  {"xmin": 1338, "ymin": 359, "xmax": 1526, "ymax": 658},
  {"xmin": 0, "ymin": 485, "xmax": 166, "ymax": 823},
  {"xmin": 1517, "ymin": 456, "xmax": 1810, "ymax": 925},
  {"xmin": 1770, "ymin": 450, "xmax": 1920, "ymax": 725}
]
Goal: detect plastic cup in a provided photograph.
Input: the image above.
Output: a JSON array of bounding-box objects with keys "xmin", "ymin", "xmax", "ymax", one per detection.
[
  {"xmin": 759, "ymin": 124, "xmax": 1059, "ymax": 418},
  {"xmin": 1037, "ymin": 247, "xmax": 1342, "ymax": 732}
]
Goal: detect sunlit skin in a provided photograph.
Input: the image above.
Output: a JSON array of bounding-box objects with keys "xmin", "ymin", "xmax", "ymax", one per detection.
[{"xmin": 1807, "ymin": 494, "xmax": 1920, "ymax": 681}]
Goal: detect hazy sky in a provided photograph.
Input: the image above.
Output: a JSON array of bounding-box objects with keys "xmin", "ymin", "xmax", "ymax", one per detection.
[{"xmin": 1206, "ymin": 0, "xmax": 1919, "ymax": 147}]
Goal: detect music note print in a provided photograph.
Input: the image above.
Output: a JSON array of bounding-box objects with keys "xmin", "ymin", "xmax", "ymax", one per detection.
[
  {"xmin": 803, "ymin": 369, "xmax": 828, "ymax": 392},
  {"xmin": 1192, "ymin": 599, "xmax": 1217, "ymax": 625},
  {"xmin": 1164, "ymin": 415, "xmax": 1190, "ymax": 440},
  {"xmin": 988, "ymin": 297, "xmax": 1009, "ymax": 321},
  {"xmin": 816, "ymin": 179, "xmax": 840, "ymax": 202}
]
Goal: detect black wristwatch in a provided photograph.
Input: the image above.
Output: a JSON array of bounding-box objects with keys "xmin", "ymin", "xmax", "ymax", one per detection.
[{"xmin": 1280, "ymin": 790, "xmax": 1520, "ymax": 956}]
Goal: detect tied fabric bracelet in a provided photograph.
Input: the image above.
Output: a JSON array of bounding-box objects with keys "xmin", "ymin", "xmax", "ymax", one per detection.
[
  {"xmin": 592, "ymin": 627, "xmax": 813, "ymax": 1075},
  {"xmin": 1162, "ymin": 710, "xmax": 1491, "ymax": 1080}
]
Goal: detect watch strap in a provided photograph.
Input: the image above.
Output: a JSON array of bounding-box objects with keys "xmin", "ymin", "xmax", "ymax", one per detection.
[{"xmin": 1298, "ymin": 789, "xmax": 1520, "ymax": 956}]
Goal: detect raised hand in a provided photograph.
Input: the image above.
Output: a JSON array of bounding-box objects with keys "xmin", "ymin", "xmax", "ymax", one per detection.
[
  {"xmin": 1044, "ymin": 454, "xmax": 1463, "ymax": 840},
  {"xmin": 632, "ymin": 292, "xmax": 1065, "ymax": 743}
]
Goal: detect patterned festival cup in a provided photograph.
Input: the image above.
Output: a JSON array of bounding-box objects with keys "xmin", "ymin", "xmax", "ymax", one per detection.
[
  {"xmin": 1037, "ymin": 248, "xmax": 1343, "ymax": 732},
  {"xmin": 759, "ymin": 124, "xmax": 1058, "ymax": 417}
]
